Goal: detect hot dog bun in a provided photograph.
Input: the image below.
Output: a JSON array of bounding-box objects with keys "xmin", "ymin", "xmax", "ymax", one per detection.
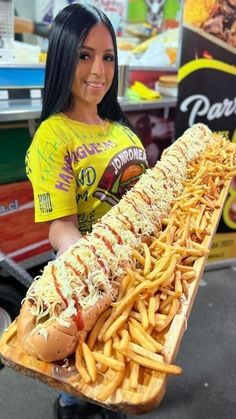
[{"xmin": 17, "ymin": 292, "xmax": 113, "ymax": 362}]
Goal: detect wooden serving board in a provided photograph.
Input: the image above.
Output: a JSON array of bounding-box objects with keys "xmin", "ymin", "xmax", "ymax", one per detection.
[{"xmin": 0, "ymin": 181, "xmax": 231, "ymax": 415}]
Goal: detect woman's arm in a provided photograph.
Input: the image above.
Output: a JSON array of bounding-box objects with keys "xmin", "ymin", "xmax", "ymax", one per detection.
[{"xmin": 49, "ymin": 214, "xmax": 82, "ymax": 257}]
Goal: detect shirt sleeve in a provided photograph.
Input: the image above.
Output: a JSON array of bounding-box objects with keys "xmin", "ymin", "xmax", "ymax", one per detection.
[{"xmin": 26, "ymin": 122, "xmax": 77, "ymax": 222}]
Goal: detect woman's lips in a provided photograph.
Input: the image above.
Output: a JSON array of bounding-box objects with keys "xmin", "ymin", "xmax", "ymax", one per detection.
[{"xmin": 85, "ymin": 81, "xmax": 105, "ymax": 88}]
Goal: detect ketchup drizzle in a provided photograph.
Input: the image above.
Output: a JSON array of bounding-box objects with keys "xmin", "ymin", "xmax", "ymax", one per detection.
[
  {"xmin": 52, "ymin": 265, "xmax": 68, "ymax": 308},
  {"xmin": 176, "ymin": 144, "xmax": 187, "ymax": 159},
  {"xmin": 161, "ymin": 168, "xmax": 170, "ymax": 180},
  {"xmin": 72, "ymin": 296, "xmax": 84, "ymax": 331},
  {"xmin": 88, "ymin": 242, "xmax": 109, "ymax": 275},
  {"xmin": 135, "ymin": 190, "xmax": 151, "ymax": 205},
  {"xmin": 126, "ymin": 197, "xmax": 139, "ymax": 213},
  {"xmin": 103, "ymin": 223, "xmax": 123, "ymax": 244},
  {"xmin": 142, "ymin": 190, "xmax": 151, "ymax": 204},
  {"xmin": 76, "ymin": 254, "xmax": 89, "ymax": 276},
  {"xmin": 94, "ymin": 233, "xmax": 115, "ymax": 255},
  {"xmin": 65, "ymin": 261, "xmax": 81, "ymax": 277},
  {"xmin": 117, "ymin": 207, "xmax": 135, "ymax": 233}
]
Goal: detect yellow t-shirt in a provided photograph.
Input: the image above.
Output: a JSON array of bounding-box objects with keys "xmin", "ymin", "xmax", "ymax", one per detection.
[{"xmin": 26, "ymin": 113, "xmax": 148, "ymax": 233}]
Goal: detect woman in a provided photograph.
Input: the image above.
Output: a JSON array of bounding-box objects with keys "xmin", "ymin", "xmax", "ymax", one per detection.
[{"xmin": 26, "ymin": 4, "xmax": 148, "ymax": 419}]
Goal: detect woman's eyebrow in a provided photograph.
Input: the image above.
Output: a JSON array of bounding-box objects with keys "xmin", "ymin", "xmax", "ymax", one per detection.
[{"xmin": 81, "ymin": 45, "xmax": 115, "ymax": 53}]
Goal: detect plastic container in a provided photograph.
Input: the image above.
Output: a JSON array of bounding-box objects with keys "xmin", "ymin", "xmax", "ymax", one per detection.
[{"xmin": 13, "ymin": 41, "xmax": 41, "ymax": 64}]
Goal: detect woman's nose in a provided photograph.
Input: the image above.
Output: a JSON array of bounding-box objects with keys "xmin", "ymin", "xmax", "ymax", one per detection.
[{"xmin": 91, "ymin": 57, "xmax": 104, "ymax": 76}]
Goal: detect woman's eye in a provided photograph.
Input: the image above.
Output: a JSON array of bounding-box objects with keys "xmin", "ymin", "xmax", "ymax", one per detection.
[
  {"xmin": 79, "ymin": 53, "xmax": 90, "ymax": 61},
  {"xmin": 104, "ymin": 54, "xmax": 115, "ymax": 62}
]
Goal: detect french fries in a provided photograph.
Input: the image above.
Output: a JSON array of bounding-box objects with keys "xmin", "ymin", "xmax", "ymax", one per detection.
[
  {"xmin": 75, "ymin": 349, "xmax": 91, "ymax": 384},
  {"xmin": 99, "ymin": 338, "xmax": 113, "ymax": 374},
  {"xmin": 102, "ymin": 303, "xmax": 132, "ymax": 342},
  {"xmin": 87, "ymin": 308, "xmax": 111, "ymax": 350},
  {"xmin": 129, "ymin": 321, "xmax": 156, "ymax": 352},
  {"xmin": 92, "ymin": 352, "xmax": 125, "ymax": 372},
  {"xmin": 148, "ymin": 296, "xmax": 156, "ymax": 327},
  {"xmin": 142, "ymin": 242, "xmax": 152, "ymax": 276},
  {"xmin": 81, "ymin": 342, "xmax": 97, "ymax": 383},
  {"xmin": 136, "ymin": 299, "xmax": 149, "ymax": 330},
  {"xmin": 97, "ymin": 370, "xmax": 125, "ymax": 402},
  {"xmin": 72, "ymin": 134, "xmax": 235, "ymax": 405},
  {"xmin": 117, "ymin": 329, "xmax": 130, "ymax": 353},
  {"xmin": 126, "ymin": 350, "xmax": 182, "ymax": 375},
  {"xmin": 129, "ymin": 361, "xmax": 140, "ymax": 389},
  {"xmin": 128, "ymin": 342, "xmax": 164, "ymax": 362}
]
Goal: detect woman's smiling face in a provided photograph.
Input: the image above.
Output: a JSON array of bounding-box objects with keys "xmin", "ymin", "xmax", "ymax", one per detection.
[{"xmin": 71, "ymin": 23, "xmax": 115, "ymax": 107}]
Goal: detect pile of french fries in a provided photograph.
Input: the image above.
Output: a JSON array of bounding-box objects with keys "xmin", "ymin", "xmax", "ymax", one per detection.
[{"xmin": 74, "ymin": 135, "xmax": 236, "ymax": 404}]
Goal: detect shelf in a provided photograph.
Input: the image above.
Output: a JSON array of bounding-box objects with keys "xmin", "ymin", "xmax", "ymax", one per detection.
[
  {"xmin": 0, "ymin": 97, "xmax": 177, "ymax": 123},
  {"xmin": 129, "ymin": 66, "xmax": 178, "ymax": 72},
  {"xmin": 120, "ymin": 97, "xmax": 177, "ymax": 111}
]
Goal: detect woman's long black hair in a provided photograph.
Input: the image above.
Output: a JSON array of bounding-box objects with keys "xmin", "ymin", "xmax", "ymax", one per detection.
[{"xmin": 41, "ymin": 3, "xmax": 132, "ymax": 129}]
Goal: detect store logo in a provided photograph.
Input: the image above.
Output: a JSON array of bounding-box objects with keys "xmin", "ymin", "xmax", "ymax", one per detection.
[{"xmin": 180, "ymin": 94, "xmax": 236, "ymax": 126}]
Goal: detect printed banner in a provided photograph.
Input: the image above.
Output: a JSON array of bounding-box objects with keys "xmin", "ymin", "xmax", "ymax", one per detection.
[
  {"xmin": 175, "ymin": 0, "xmax": 236, "ymax": 263},
  {"xmin": 0, "ymin": 181, "xmax": 50, "ymax": 263}
]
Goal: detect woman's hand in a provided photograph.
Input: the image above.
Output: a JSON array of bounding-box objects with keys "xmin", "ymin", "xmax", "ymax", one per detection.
[{"xmin": 49, "ymin": 214, "xmax": 82, "ymax": 257}]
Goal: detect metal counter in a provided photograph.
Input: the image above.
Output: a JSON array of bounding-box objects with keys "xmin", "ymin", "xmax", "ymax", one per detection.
[{"xmin": 0, "ymin": 99, "xmax": 42, "ymax": 122}]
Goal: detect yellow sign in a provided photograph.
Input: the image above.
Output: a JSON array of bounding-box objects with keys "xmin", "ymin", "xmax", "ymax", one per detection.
[{"xmin": 209, "ymin": 232, "xmax": 236, "ymax": 263}]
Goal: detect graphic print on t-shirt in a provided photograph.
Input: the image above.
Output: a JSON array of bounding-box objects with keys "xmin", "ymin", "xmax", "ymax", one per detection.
[{"xmin": 93, "ymin": 146, "xmax": 148, "ymax": 206}]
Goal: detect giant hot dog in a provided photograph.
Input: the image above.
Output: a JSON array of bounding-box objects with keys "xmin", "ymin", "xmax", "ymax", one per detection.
[{"xmin": 17, "ymin": 124, "xmax": 214, "ymax": 362}]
